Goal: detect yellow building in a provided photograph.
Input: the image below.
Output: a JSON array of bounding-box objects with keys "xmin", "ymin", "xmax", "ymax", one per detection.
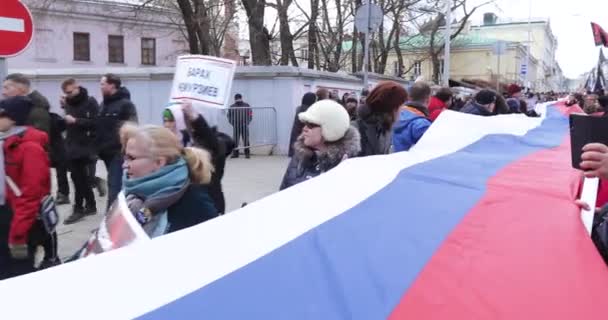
[
  {"xmin": 471, "ymin": 14, "xmax": 561, "ymax": 91},
  {"xmin": 376, "ymin": 14, "xmax": 562, "ymax": 91},
  {"xmin": 388, "ymin": 30, "xmax": 539, "ymax": 90}
]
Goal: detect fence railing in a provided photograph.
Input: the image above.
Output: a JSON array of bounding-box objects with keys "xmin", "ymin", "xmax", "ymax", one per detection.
[{"xmin": 212, "ymin": 106, "xmax": 278, "ymax": 155}]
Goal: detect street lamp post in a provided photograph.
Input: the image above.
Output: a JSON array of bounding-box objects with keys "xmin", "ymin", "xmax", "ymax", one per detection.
[{"xmin": 442, "ymin": 0, "xmax": 452, "ymax": 86}]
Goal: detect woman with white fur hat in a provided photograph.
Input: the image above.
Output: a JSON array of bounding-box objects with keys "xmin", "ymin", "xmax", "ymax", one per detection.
[{"xmin": 280, "ymin": 100, "xmax": 361, "ymax": 190}]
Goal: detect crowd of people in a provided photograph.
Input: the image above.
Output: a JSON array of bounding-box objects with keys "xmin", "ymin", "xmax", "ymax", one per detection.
[{"xmin": 2, "ymin": 71, "xmax": 608, "ymax": 280}]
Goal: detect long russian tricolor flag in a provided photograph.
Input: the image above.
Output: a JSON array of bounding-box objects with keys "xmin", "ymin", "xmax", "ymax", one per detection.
[{"xmin": 1, "ymin": 102, "xmax": 607, "ymax": 319}]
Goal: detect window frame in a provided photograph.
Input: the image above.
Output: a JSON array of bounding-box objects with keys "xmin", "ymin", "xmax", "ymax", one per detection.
[
  {"xmin": 141, "ymin": 37, "xmax": 156, "ymax": 66},
  {"xmin": 108, "ymin": 35, "xmax": 125, "ymax": 64},
  {"xmin": 73, "ymin": 32, "xmax": 91, "ymax": 62}
]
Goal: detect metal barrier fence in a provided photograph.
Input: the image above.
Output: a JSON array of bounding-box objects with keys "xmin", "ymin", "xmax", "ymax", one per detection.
[{"xmin": 208, "ymin": 106, "xmax": 278, "ymax": 155}]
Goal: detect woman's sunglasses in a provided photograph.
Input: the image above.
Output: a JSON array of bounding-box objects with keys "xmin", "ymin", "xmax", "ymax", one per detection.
[{"xmin": 303, "ymin": 122, "xmax": 320, "ymax": 129}]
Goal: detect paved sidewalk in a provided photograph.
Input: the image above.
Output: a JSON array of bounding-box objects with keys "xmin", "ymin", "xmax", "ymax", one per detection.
[{"xmin": 54, "ymin": 156, "xmax": 289, "ymax": 259}]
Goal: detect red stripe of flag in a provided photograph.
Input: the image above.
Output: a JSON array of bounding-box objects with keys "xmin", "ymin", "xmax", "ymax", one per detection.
[{"xmin": 390, "ymin": 106, "xmax": 608, "ymax": 319}]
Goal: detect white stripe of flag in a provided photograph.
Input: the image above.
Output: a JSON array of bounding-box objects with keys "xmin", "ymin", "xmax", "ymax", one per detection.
[{"xmin": 0, "ymin": 16, "xmax": 25, "ymax": 33}]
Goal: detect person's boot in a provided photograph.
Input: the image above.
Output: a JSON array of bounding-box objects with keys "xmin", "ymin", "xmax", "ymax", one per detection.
[
  {"xmin": 231, "ymin": 150, "xmax": 240, "ymax": 159},
  {"xmin": 95, "ymin": 177, "xmax": 107, "ymax": 197},
  {"xmin": 55, "ymin": 193, "xmax": 70, "ymax": 205},
  {"xmin": 64, "ymin": 206, "xmax": 86, "ymax": 225},
  {"xmin": 83, "ymin": 205, "xmax": 97, "ymax": 216}
]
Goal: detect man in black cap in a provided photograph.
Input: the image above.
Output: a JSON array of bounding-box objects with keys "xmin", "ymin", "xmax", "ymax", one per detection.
[
  {"xmin": 460, "ymin": 90, "xmax": 498, "ymax": 116},
  {"xmin": 0, "ymin": 96, "xmax": 55, "ymax": 279}
]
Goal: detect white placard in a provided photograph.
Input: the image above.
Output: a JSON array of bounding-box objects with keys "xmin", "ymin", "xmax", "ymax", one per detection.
[
  {"xmin": 78, "ymin": 192, "xmax": 150, "ymax": 258},
  {"xmin": 169, "ymin": 55, "xmax": 237, "ymax": 109},
  {"xmin": 580, "ymin": 177, "xmax": 600, "ymax": 235}
]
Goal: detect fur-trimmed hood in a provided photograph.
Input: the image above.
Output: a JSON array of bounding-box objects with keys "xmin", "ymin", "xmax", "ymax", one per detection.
[{"xmin": 292, "ymin": 126, "xmax": 361, "ymax": 171}]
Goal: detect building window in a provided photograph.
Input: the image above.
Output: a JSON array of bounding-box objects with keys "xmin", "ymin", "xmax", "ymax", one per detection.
[
  {"xmin": 393, "ymin": 61, "xmax": 400, "ymax": 76},
  {"xmin": 73, "ymin": 32, "xmax": 90, "ymax": 61},
  {"xmin": 108, "ymin": 35, "xmax": 124, "ymax": 64},
  {"xmin": 413, "ymin": 61, "xmax": 422, "ymax": 76},
  {"xmin": 300, "ymin": 48, "xmax": 309, "ymax": 60},
  {"xmin": 141, "ymin": 38, "xmax": 156, "ymax": 65}
]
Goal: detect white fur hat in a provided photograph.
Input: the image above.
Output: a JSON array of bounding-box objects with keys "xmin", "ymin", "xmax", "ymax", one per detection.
[{"xmin": 298, "ymin": 100, "xmax": 350, "ymax": 142}]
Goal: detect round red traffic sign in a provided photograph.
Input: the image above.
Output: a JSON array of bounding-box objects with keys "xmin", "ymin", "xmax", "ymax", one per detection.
[{"xmin": 0, "ymin": 1, "xmax": 34, "ymax": 57}]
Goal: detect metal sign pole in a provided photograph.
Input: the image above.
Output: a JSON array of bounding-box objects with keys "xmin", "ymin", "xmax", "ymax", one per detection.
[
  {"xmin": 362, "ymin": 1, "xmax": 372, "ymax": 89},
  {"xmin": 0, "ymin": 58, "xmax": 6, "ymax": 87},
  {"xmin": 442, "ymin": 0, "xmax": 451, "ymax": 86}
]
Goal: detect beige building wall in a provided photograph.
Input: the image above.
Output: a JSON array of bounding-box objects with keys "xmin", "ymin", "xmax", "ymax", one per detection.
[{"xmin": 386, "ymin": 44, "xmax": 538, "ymax": 87}]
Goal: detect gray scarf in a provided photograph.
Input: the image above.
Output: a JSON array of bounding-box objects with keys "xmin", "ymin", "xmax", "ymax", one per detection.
[{"xmin": 0, "ymin": 126, "xmax": 27, "ymax": 205}]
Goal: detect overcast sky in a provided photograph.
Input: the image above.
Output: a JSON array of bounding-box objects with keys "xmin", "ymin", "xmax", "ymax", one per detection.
[{"xmin": 473, "ymin": 0, "xmax": 608, "ymax": 78}]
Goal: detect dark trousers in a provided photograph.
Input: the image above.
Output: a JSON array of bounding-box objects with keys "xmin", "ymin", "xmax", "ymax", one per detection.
[
  {"xmin": 70, "ymin": 158, "xmax": 96, "ymax": 209},
  {"xmin": 100, "ymin": 152, "xmax": 123, "ymax": 210},
  {"xmin": 88, "ymin": 159, "xmax": 98, "ymax": 187},
  {"xmin": 55, "ymin": 163, "xmax": 70, "ymax": 196},
  {"xmin": 233, "ymin": 124, "xmax": 250, "ymax": 156},
  {"xmin": 0, "ymin": 206, "xmax": 53, "ymax": 280}
]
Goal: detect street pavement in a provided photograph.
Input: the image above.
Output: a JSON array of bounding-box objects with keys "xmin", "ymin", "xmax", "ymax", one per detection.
[{"xmin": 54, "ymin": 156, "xmax": 290, "ymax": 259}]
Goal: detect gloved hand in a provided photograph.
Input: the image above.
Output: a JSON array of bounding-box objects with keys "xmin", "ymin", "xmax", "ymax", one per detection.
[{"xmin": 9, "ymin": 244, "xmax": 29, "ymax": 260}]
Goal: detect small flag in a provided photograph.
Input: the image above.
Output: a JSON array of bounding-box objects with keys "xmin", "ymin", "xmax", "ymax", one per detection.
[{"xmin": 591, "ymin": 22, "xmax": 608, "ymax": 47}]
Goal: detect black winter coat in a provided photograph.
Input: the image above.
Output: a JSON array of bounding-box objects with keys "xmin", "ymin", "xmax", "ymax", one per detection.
[
  {"xmin": 189, "ymin": 115, "xmax": 235, "ymax": 214},
  {"xmin": 64, "ymin": 87, "xmax": 99, "ymax": 160},
  {"xmin": 48, "ymin": 113, "xmax": 66, "ymax": 167},
  {"xmin": 167, "ymin": 184, "xmax": 219, "ymax": 233},
  {"xmin": 280, "ymin": 126, "xmax": 361, "ymax": 190},
  {"xmin": 97, "ymin": 87, "xmax": 138, "ymax": 156}
]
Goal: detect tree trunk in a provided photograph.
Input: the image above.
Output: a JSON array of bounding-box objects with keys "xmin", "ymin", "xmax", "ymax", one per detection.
[
  {"xmin": 242, "ymin": 0, "xmax": 271, "ymax": 65},
  {"xmin": 394, "ymin": 22, "xmax": 404, "ymax": 77},
  {"xmin": 308, "ymin": 0, "xmax": 319, "ymax": 69},
  {"xmin": 176, "ymin": 0, "xmax": 201, "ymax": 54},
  {"xmin": 276, "ymin": 0, "xmax": 297, "ymax": 66},
  {"xmin": 194, "ymin": 0, "xmax": 212, "ymax": 55}
]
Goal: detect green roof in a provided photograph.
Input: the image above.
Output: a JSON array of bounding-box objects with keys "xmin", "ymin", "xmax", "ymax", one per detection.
[{"xmin": 342, "ymin": 31, "xmax": 505, "ymax": 52}]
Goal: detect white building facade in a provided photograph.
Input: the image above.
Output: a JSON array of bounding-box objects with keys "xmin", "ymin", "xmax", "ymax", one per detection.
[{"xmin": 8, "ymin": 0, "xmax": 189, "ymax": 70}]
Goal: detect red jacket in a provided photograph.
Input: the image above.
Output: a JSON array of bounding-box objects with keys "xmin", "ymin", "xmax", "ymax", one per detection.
[
  {"xmin": 428, "ymin": 96, "xmax": 447, "ymax": 122},
  {"xmin": 4, "ymin": 127, "xmax": 50, "ymax": 245}
]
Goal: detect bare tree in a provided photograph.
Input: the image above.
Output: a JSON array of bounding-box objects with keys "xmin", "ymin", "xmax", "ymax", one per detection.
[
  {"xmin": 268, "ymin": 0, "xmax": 310, "ymax": 66},
  {"xmin": 241, "ymin": 0, "xmax": 272, "ymax": 65}
]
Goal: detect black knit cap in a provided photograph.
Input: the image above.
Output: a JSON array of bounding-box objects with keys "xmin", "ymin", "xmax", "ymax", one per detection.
[
  {"xmin": 475, "ymin": 90, "xmax": 498, "ymax": 105},
  {"xmin": 0, "ymin": 96, "xmax": 33, "ymax": 125}
]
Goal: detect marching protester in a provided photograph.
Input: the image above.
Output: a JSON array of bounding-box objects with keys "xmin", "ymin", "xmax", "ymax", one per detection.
[
  {"xmin": 288, "ymin": 92, "xmax": 318, "ymax": 157},
  {"xmin": 227, "ymin": 94, "xmax": 252, "ymax": 159},
  {"xmin": 316, "ymin": 88, "xmax": 330, "ymax": 101},
  {"xmin": 119, "ymin": 124, "xmax": 218, "ymax": 237},
  {"xmin": 355, "ymin": 81, "xmax": 407, "ymax": 156},
  {"xmin": 163, "ymin": 101, "xmax": 235, "ymax": 215},
  {"xmin": 428, "ymin": 87, "xmax": 453, "ymax": 122},
  {"xmin": 97, "ymin": 74, "xmax": 138, "ymax": 210},
  {"xmin": 344, "ymin": 97, "xmax": 358, "ymax": 121},
  {"xmin": 280, "ymin": 100, "xmax": 360, "ymax": 190},
  {"xmin": 0, "ymin": 97, "xmax": 55, "ymax": 279},
  {"xmin": 460, "ymin": 89, "xmax": 498, "ymax": 116},
  {"xmin": 1, "ymin": 74, "xmax": 63, "ymax": 202},
  {"xmin": 61, "ymin": 79, "xmax": 100, "ymax": 224},
  {"xmin": 506, "ymin": 84, "xmax": 523, "ymax": 113},
  {"xmin": 392, "ymin": 81, "xmax": 432, "ymax": 152}
]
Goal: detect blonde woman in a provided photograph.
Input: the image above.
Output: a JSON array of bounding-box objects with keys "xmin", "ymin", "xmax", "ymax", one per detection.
[{"xmin": 119, "ymin": 124, "xmax": 218, "ymax": 237}]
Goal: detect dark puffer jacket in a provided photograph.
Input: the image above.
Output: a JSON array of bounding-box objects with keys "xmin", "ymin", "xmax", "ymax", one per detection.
[
  {"xmin": 64, "ymin": 87, "xmax": 99, "ymax": 160},
  {"xmin": 96, "ymin": 87, "xmax": 138, "ymax": 156},
  {"xmin": 353, "ymin": 104, "xmax": 393, "ymax": 157},
  {"xmin": 280, "ymin": 126, "xmax": 361, "ymax": 190},
  {"xmin": 189, "ymin": 115, "xmax": 235, "ymax": 214}
]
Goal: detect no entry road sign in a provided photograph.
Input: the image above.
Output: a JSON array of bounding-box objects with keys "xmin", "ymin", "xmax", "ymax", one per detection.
[{"xmin": 0, "ymin": 1, "xmax": 34, "ymax": 57}]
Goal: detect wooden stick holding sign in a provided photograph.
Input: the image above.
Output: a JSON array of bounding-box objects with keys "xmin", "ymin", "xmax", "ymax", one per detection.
[{"xmin": 169, "ymin": 55, "xmax": 237, "ymax": 110}]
